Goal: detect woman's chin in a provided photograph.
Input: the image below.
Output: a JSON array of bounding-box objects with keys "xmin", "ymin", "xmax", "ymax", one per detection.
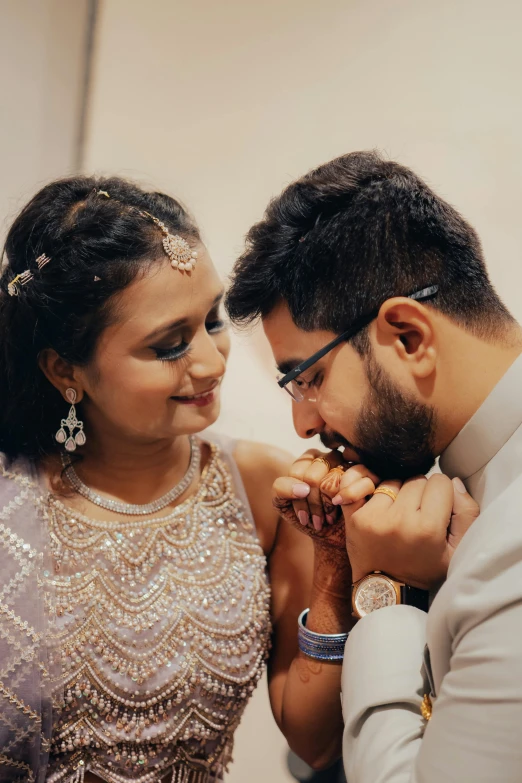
[{"xmin": 176, "ymin": 398, "xmax": 221, "ymax": 434}]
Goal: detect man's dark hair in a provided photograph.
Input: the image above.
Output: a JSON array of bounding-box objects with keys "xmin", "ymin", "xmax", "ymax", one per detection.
[{"xmin": 226, "ymin": 151, "xmax": 512, "ymax": 344}]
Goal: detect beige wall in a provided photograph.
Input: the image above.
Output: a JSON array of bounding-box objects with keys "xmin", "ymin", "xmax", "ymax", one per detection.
[
  {"xmin": 82, "ymin": 1, "xmax": 522, "ymax": 780},
  {"xmin": 0, "ymin": 0, "xmax": 89, "ymax": 242},
  {"xmin": 85, "ymin": 0, "xmax": 522, "ymax": 459}
]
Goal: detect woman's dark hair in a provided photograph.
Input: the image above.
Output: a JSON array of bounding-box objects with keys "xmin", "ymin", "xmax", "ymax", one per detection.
[
  {"xmin": 0, "ymin": 175, "xmax": 200, "ymax": 462},
  {"xmin": 226, "ymin": 150, "xmax": 513, "ymax": 342}
]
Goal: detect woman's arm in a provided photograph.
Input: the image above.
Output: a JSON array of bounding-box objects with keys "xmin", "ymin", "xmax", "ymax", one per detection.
[
  {"xmin": 268, "ymin": 513, "xmax": 353, "ymax": 769},
  {"xmin": 235, "ymin": 441, "xmax": 365, "ymax": 770}
]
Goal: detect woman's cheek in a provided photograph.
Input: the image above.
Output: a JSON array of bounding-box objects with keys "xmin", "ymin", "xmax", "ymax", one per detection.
[{"xmin": 219, "ymin": 342, "xmax": 231, "ymax": 365}]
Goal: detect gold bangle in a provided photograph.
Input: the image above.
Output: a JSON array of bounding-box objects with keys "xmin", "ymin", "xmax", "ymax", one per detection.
[{"xmin": 373, "ymin": 486, "xmax": 398, "ymax": 502}]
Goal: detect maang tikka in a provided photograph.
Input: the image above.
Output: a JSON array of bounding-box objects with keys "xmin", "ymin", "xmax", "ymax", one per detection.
[
  {"xmin": 142, "ymin": 212, "xmax": 198, "ymax": 272},
  {"xmin": 55, "ymin": 388, "xmax": 86, "ymax": 452},
  {"xmin": 93, "ymin": 191, "xmax": 198, "ymax": 273}
]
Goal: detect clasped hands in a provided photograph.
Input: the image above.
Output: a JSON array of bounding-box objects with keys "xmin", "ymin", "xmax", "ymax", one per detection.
[{"xmin": 272, "ymin": 449, "xmax": 480, "ymax": 590}]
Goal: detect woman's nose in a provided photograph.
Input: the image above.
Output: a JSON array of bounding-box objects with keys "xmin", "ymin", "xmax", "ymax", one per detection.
[{"xmin": 189, "ymin": 333, "xmax": 227, "ymax": 381}]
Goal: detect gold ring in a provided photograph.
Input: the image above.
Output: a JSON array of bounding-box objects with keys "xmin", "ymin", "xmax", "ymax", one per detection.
[
  {"xmin": 312, "ymin": 457, "xmax": 333, "ymax": 471},
  {"xmin": 373, "ymin": 486, "xmax": 398, "ymax": 502}
]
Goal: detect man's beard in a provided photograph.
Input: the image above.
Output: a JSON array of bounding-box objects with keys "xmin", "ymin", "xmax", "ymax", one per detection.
[{"xmin": 321, "ymin": 354, "xmax": 437, "ymax": 480}]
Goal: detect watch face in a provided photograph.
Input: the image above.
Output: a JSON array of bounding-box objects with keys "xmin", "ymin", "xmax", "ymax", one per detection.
[{"xmin": 354, "ymin": 576, "xmax": 398, "ymax": 617}]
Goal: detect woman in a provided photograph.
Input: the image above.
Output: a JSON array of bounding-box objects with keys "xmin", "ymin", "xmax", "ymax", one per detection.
[{"xmin": 0, "ymin": 177, "xmax": 368, "ymax": 783}]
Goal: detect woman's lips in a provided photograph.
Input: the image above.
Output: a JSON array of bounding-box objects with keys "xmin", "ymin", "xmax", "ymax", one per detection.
[{"xmin": 171, "ymin": 388, "xmax": 218, "ymax": 407}]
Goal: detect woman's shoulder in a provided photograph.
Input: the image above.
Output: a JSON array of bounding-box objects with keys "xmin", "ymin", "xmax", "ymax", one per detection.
[
  {"xmin": 200, "ymin": 429, "xmax": 293, "ymax": 479},
  {"xmin": 1, "ymin": 452, "xmax": 38, "ymax": 478},
  {"xmin": 231, "ymin": 439, "xmax": 293, "ymax": 556},
  {"xmin": 198, "ymin": 431, "xmax": 292, "ymax": 555},
  {"xmin": 232, "ymin": 439, "xmax": 293, "ymax": 482},
  {"xmin": 0, "ymin": 455, "xmax": 45, "ymax": 510}
]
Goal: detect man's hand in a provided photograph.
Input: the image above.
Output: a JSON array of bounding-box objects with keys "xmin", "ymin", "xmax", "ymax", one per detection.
[{"xmin": 340, "ymin": 473, "xmax": 479, "ymax": 589}]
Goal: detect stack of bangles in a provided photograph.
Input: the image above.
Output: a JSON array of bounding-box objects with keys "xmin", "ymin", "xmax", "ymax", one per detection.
[{"xmin": 297, "ymin": 609, "xmax": 349, "ymax": 661}]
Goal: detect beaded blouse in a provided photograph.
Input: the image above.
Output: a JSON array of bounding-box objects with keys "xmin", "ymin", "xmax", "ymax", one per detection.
[{"xmin": 0, "ymin": 435, "xmax": 271, "ymax": 783}]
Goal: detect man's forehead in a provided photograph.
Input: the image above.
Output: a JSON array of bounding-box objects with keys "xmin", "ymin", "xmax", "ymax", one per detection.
[{"xmin": 262, "ymin": 303, "xmax": 336, "ymax": 363}]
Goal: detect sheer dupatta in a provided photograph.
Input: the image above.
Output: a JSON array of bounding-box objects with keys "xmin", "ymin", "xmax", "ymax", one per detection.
[{"xmin": 0, "ymin": 458, "xmax": 61, "ymax": 782}]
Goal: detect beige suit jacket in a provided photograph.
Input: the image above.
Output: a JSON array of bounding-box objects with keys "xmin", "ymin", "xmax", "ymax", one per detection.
[{"xmin": 341, "ymin": 352, "xmax": 522, "ymax": 782}]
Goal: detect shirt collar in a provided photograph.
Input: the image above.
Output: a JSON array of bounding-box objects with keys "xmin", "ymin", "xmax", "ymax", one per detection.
[{"xmin": 439, "ymin": 352, "xmax": 522, "ymax": 481}]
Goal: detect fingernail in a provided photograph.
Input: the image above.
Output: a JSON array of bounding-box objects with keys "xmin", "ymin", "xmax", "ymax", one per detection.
[
  {"xmin": 453, "ymin": 477, "xmax": 466, "ymax": 494},
  {"xmin": 293, "ymin": 483, "xmax": 311, "ymax": 498},
  {"xmin": 326, "ymin": 513, "xmax": 336, "ymax": 524},
  {"xmin": 333, "ymin": 494, "xmax": 353, "ymax": 506},
  {"xmin": 298, "ymin": 510, "xmax": 310, "ymax": 526},
  {"xmin": 312, "ymin": 515, "xmax": 322, "ymax": 531}
]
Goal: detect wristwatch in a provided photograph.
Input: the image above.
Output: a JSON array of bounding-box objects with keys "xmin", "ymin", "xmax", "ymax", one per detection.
[{"xmin": 352, "ymin": 571, "xmax": 429, "ymax": 618}]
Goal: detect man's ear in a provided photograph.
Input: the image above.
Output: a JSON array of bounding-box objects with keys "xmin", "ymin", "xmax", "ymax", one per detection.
[
  {"xmin": 38, "ymin": 349, "xmax": 85, "ymax": 402},
  {"xmin": 374, "ymin": 298, "xmax": 437, "ymax": 379}
]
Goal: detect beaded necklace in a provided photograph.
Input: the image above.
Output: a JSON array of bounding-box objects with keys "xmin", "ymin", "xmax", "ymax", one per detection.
[{"xmin": 60, "ymin": 436, "xmax": 199, "ymax": 516}]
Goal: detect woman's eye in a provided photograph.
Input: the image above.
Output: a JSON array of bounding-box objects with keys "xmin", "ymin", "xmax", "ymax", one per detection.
[{"xmin": 153, "ymin": 342, "xmax": 190, "ymax": 362}]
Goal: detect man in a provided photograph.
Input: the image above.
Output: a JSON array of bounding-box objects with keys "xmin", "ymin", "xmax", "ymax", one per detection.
[{"xmin": 225, "ymin": 151, "xmax": 522, "ymax": 781}]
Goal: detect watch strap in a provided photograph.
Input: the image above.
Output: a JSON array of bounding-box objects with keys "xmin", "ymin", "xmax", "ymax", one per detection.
[{"xmin": 400, "ymin": 584, "xmax": 429, "ymax": 612}]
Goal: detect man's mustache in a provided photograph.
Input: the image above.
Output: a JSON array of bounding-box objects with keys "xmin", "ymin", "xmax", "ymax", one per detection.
[{"xmin": 320, "ymin": 430, "xmax": 357, "ymax": 454}]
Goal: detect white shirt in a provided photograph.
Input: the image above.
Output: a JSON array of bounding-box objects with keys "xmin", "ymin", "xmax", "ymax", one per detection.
[{"xmin": 341, "ymin": 352, "xmax": 522, "ymax": 783}]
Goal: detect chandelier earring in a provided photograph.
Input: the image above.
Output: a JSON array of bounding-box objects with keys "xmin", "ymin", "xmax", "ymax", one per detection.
[{"xmin": 55, "ymin": 388, "xmax": 86, "ymax": 452}]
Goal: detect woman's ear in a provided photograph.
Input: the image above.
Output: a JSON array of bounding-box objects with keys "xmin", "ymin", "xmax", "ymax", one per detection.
[
  {"xmin": 38, "ymin": 349, "xmax": 85, "ymax": 401},
  {"xmin": 375, "ymin": 298, "xmax": 437, "ymax": 379}
]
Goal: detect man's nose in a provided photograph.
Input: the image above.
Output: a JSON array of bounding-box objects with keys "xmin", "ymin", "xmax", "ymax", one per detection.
[{"xmin": 292, "ymin": 398, "xmax": 325, "ymax": 439}]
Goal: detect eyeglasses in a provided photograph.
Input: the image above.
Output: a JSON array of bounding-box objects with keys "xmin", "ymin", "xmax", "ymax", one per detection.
[{"xmin": 277, "ymin": 285, "xmax": 439, "ymax": 402}]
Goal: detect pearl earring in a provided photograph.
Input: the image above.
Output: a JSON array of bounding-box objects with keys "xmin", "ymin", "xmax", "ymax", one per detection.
[{"xmin": 55, "ymin": 388, "xmax": 86, "ymax": 451}]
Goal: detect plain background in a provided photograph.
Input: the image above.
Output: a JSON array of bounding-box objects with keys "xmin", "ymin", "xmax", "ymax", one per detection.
[{"xmin": 2, "ymin": 1, "xmax": 522, "ymax": 780}]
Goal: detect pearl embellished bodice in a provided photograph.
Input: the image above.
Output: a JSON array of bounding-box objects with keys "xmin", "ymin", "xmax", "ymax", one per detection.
[{"xmin": 44, "ymin": 436, "xmax": 271, "ymax": 783}]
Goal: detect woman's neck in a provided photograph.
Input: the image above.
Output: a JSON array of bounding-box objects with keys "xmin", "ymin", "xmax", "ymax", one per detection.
[{"xmin": 47, "ymin": 433, "xmax": 197, "ymax": 507}]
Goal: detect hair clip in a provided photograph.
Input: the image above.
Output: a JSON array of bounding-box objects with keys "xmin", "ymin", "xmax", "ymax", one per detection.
[
  {"xmin": 7, "ymin": 252, "xmax": 52, "ymax": 297},
  {"xmin": 93, "ymin": 276, "xmax": 101, "ymax": 282},
  {"xmin": 8, "ymin": 270, "xmax": 33, "ymax": 297},
  {"xmin": 96, "ymin": 190, "xmax": 110, "ymax": 198},
  {"xmin": 36, "ymin": 254, "xmax": 51, "ymax": 271},
  {"xmin": 140, "ymin": 211, "xmax": 198, "ymax": 272}
]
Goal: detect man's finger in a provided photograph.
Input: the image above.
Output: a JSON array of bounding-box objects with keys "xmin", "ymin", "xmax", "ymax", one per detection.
[
  {"xmin": 449, "ymin": 477, "xmax": 480, "ymax": 542},
  {"xmin": 340, "ymin": 463, "xmax": 379, "ymax": 490},
  {"xmin": 419, "ymin": 473, "xmax": 454, "ymax": 534},
  {"xmin": 356, "ymin": 479, "xmax": 403, "ymax": 510},
  {"xmin": 331, "ymin": 476, "xmax": 376, "ymax": 506},
  {"xmin": 392, "ymin": 476, "xmax": 427, "ymax": 512}
]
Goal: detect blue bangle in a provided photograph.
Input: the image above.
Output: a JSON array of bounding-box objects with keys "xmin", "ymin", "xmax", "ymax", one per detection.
[{"xmin": 297, "ymin": 608, "xmax": 349, "ymax": 662}]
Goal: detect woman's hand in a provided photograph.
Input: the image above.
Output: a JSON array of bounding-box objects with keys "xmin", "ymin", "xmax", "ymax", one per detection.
[{"xmin": 272, "ymin": 450, "xmax": 378, "ymax": 551}]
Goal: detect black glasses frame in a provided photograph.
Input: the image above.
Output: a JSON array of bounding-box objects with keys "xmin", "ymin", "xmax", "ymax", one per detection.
[{"xmin": 277, "ymin": 285, "xmax": 439, "ymax": 393}]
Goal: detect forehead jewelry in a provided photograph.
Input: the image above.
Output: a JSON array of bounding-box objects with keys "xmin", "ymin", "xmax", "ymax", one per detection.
[
  {"xmin": 141, "ymin": 211, "xmax": 198, "ymax": 273},
  {"xmin": 93, "ymin": 189, "xmax": 198, "ymax": 273},
  {"xmin": 8, "ymin": 253, "xmax": 51, "ymax": 297}
]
